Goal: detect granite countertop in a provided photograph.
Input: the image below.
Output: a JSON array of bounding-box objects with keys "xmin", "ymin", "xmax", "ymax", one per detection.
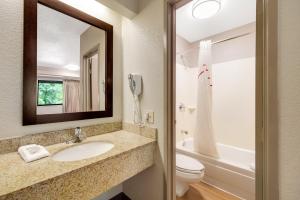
[{"xmin": 0, "ymin": 130, "xmax": 156, "ymax": 198}]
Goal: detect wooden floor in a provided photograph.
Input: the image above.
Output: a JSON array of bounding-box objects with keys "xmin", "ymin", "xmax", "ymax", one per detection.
[{"xmin": 177, "ymin": 182, "xmax": 241, "ymax": 200}]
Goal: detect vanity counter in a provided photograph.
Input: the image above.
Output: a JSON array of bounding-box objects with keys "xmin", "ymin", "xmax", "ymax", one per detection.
[{"xmin": 0, "ymin": 130, "xmax": 156, "ymax": 200}]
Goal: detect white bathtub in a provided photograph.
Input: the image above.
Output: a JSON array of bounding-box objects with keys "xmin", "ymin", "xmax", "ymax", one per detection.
[{"xmin": 176, "ymin": 138, "xmax": 255, "ymax": 200}]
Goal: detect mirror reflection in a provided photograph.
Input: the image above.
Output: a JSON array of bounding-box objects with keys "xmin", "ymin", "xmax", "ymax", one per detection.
[{"xmin": 37, "ymin": 4, "xmax": 106, "ymax": 115}]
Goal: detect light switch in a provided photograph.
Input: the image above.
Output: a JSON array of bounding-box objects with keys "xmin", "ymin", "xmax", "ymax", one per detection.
[{"xmin": 145, "ymin": 111, "xmax": 154, "ymax": 124}]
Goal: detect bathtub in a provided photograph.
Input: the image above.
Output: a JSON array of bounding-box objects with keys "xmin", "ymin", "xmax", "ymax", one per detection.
[{"xmin": 176, "ymin": 138, "xmax": 255, "ymax": 200}]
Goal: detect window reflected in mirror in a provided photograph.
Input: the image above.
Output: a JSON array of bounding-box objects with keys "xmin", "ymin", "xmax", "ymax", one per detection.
[{"xmin": 37, "ymin": 4, "xmax": 106, "ymax": 115}]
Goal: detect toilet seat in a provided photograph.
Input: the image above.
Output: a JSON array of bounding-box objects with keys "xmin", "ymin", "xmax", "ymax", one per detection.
[
  {"xmin": 177, "ymin": 167, "xmax": 202, "ymax": 174},
  {"xmin": 176, "ymin": 153, "xmax": 204, "ymax": 174}
]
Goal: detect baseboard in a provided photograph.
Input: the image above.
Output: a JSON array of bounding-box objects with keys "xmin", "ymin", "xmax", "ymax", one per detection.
[{"xmin": 109, "ymin": 192, "xmax": 131, "ymax": 200}]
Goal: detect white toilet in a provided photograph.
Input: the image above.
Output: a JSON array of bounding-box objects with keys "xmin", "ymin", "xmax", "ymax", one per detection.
[{"xmin": 176, "ymin": 153, "xmax": 205, "ymax": 197}]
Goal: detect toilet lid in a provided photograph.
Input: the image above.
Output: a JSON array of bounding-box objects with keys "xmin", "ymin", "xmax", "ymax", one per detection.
[{"xmin": 176, "ymin": 153, "xmax": 204, "ymax": 173}]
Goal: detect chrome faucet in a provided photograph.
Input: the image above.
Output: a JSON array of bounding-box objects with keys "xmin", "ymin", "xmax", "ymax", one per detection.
[
  {"xmin": 74, "ymin": 127, "xmax": 86, "ymax": 143},
  {"xmin": 66, "ymin": 127, "xmax": 86, "ymax": 144}
]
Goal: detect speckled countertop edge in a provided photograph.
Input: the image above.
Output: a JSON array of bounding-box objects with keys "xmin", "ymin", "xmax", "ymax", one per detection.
[
  {"xmin": 0, "ymin": 130, "xmax": 156, "ymax": 197},
  {"xmin": 0, "ymin": 122, "xmax": 123, "ymax": 154}
]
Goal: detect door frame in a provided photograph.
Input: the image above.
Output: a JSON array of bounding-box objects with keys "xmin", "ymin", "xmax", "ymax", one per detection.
[{"xmin": 165, "ymin": 0, "xmax": 278, "ymax": 199}]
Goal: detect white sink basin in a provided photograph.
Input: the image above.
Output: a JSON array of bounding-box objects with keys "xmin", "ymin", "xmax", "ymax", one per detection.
[{"xmin": 52, "ymin": 141, "xmax": 114, "ymax": 162}]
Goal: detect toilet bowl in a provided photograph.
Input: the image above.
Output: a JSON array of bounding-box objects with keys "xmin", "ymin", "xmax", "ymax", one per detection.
[{"xmin": 176, "ymin": 153, "xmax": 205, "ymax": 197}]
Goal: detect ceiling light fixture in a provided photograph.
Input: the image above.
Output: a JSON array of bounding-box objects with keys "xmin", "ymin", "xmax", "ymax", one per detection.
[
  {"xmin": 192, "ymin": 0, "xmax": 221, "ymax": 19},
  {"xmin": 65, "ymin": 64, "xmax": 80, "ymax": 71}
]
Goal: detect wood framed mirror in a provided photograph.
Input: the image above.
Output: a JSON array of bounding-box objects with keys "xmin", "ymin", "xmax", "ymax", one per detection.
[{"xmin": 23, "ymin": 0, "xmax": 113, "ymax": 125}]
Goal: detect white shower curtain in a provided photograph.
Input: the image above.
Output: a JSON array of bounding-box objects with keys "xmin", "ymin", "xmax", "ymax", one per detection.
[
  {"xmin": 63, "ymin": 80, "xmax": 80, "ymax": 113},
  {"xmin": 80, "ymin": 57, "xmax": 92, "ymax": 112},
  {"xmin": 193, "ymin": 40, "xmax": 219, "ymax": 158}
]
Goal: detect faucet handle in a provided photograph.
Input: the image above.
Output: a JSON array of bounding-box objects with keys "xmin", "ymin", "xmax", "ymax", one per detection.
[
  {"xmin": 75, "ymin": 127, "xmax": 86, "ymax": 141},
  {"xmin": 75, "ymin": 127, "xmax": 81, "ymax": 137}
]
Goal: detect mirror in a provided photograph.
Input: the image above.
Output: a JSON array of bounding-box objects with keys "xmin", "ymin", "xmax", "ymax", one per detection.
[
  {"xmin": 23, "ymin": 0, "xmax": 113, "ymax": 125},
  {"xmin": 37, "ymin": 4, "xmax": 106, "ymax": 114}
]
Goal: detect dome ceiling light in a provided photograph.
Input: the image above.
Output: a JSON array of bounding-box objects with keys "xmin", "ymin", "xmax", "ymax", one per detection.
[
  {"xmin": 65, "ymin": 64, "xmax": 80, "ymax": 71},
  {"xmin": 192, "ymin": 0, "xmax": 222, "ymax": 19}
]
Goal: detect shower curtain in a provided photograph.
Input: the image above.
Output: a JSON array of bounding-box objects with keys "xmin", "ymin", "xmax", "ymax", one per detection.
[
  {"xmin": 193, "ymin": 40, "xmax": 219, "ymax": 158},
  {"xmin": 80, "ymin": 57, "xmax": 92, "ymax": 112},
  {"xmin": 63, "ymin": 80, "xmax": 80, "ymax": 113}
]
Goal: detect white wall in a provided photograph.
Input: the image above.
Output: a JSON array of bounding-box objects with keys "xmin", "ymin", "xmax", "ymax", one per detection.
[
  {"xmin": 176, "ymin": 64, "xmax": 198, "ymax": 142},
  {"xmin": 212, "ymin": 58, "xmax": 255, "ymax": 150},
  {"xmin": 122, "ymin": 0, "xmax": 165, "ymax": 199},
  {"xmin": 278, "ymin": 0, "xmax": 300, "ymax": 199},
  {"xmin": 0, "ymin": 1, "xmax": 122, "ymax": 138}
]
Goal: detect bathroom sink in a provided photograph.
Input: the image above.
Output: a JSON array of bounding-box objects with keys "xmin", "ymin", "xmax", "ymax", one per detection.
[{"xmin": 52, "ymin": 141, "xmax": 114, "ymax": 162}]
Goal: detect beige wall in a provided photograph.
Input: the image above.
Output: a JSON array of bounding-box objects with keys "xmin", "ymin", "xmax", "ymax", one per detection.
[
  {"xmin": 96, "ymin": 0, "xmax": 139, "ymax": 19},
  {"xmin": 114, "ymin": 0, "xmax": 139, "ymax": 13},
  {"xmin": 278, "ymin": 0, "xmax": 300, "ymax": 199},
  {"xmin": 122, "ymin": 0, "xmax": 165, "ymax": 199},
  {"xmin": 0, "ymin": 0, "xmax": 122, "ymax": 138}
]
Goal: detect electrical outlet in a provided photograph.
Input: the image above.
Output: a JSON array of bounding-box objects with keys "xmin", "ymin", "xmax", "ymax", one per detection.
[{"xmin": 145, "ymin": 111, "xmax": 154, "ymax": 124}]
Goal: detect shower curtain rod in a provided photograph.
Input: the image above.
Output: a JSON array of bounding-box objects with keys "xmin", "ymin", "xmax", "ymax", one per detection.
[
  {"xmin": 212, "ymin": 32, "xmax": 253, "ymax": 45},
  {"xmin": 176, "ymin": 31, "xmax": 254, "ymax": 55}
]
